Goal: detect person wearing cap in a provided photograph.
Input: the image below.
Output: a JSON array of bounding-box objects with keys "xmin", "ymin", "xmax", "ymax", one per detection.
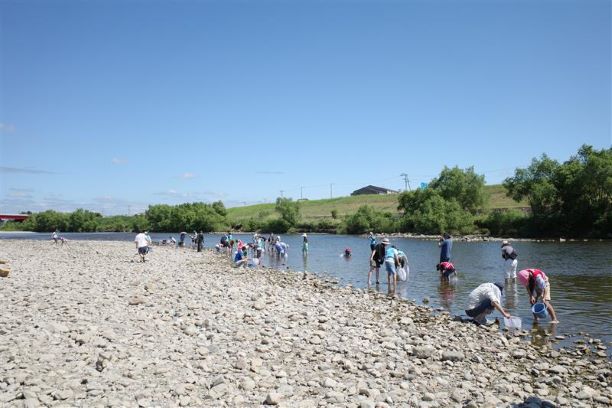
[
  {"xmin": 369, "ymin": 237, "xmax": 389, "ymax": 285},
  {"xmin": 501, "ymin": 240, "xmax": 518, "ymax": 281},
  {"xmin": 517, "ymin": 269, "xmax": 558, "ymax": 323},
  {"xmin": 302, "ymin": 233, "xmax": 309, "ymax": 254},
  {"xmin": 439, "ymin": 232, "xmax": 452, "ymax": 263},
  {"xmin": 465, "ymin": 282, "xmax": 511, "ymax": 325},
  {"xmin": 383, "ymin": 240, "xmax": 400, "ymax": 289}
]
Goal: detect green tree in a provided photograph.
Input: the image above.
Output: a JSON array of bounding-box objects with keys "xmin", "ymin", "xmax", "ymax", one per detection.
[
  {"xmin": 341, "ymin": 205, "xmax": 396, "ymax": 234},
  {"xmin": 68, "ymin": 208, "xmax": 102, "ymax": 232},
  {"xmin": 23, "ymin": 210, "xmax": 69, "ymax": 232},
  {"xmin": 398, "ymin": 189, "xmax": 474, "ymax": 234},
  {"xmin": 504, "ymin": 145, "xmax": 612, "ymax": 237},
  {"xmin": 428, "ymin": 166, "xmax": 487, "ymax": 214},
  {"xmin": 275, "ymin": 198, "xmax": 301, "ymax": 226}
]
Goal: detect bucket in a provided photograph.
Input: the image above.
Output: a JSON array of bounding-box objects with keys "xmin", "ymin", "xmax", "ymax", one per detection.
[
  {"xmin": 504, "ymin": 316, "xmax": 522, "ymax": 330},
  {"xmin": 531, "ymin": 302, "xmax": 548, "ymax": 319}
]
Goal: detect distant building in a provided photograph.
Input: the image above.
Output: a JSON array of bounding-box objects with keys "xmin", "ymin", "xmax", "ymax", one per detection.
[{"xmin": 351, "ymin": 185, "xmax": 398, "ymax": 196}]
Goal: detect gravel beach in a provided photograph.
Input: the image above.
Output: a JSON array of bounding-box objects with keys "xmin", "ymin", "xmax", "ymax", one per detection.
[{"xmin": 0, "ymin": 240, "xmax": 609, "ymax": 407}]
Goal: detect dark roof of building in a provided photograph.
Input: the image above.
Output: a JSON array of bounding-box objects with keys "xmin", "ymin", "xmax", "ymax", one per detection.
[{"xmin": 351, "ymin": 185, "xmax": 398, "ymax": 195}]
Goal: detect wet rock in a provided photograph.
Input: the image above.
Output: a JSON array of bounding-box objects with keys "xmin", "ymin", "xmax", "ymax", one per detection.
[{"xmin": 441, "ymin": 351, "xmax": 465, "ymax": 362}]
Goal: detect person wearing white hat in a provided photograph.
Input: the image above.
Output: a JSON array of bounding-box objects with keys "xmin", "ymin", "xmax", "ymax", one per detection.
[
  {"xmin": 501, "ymin": 240, "xmax": 518, "ymax": 281},
  {"xmin": 302, "ymin": 233, "xmax": 309, "ymax": 254}
]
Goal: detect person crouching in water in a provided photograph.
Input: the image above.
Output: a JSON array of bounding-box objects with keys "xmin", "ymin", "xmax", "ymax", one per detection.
[
  {"xmin": 436, "ymin": 261, "xmax": 456, "ymax": 280},
  {"xmin": 465, "ymin": 282, "xmax": 511, "ymax": 325},
  {"xmin": 517, "ymin": 268, "xmax": 559, "ymax": 323},
  {"xmin": 234, "ymin": 245, "xmax": 248, "ymax": 268}
]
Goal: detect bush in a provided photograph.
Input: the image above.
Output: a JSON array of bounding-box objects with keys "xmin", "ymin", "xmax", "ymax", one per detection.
[
  {"xmin": 262, "ymin": 219, "xmax": 291, "ymax": 234},
  {"xmin": 478, "ymin": 209, "xmax": 528, "ymax": 237},
  {"xmin": 340, "ymin": 206, "xmax": 397, "ymax": 234}
]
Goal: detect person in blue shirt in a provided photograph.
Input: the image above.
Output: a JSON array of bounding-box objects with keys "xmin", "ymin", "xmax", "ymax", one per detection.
[
  {"xmin": 383, "ymin": 239, "xmax": 400, "ymax": 290},
  {"xmin": 234, "ymin": 246, "xmax": 248, "ymax": 267},
  {"xmin": 439, "ymin": 233, "xmax": 452, "ymax": 263},
  {"xmin": 368, "ymin": 232, "xmax": 377, "ymax": 251}
]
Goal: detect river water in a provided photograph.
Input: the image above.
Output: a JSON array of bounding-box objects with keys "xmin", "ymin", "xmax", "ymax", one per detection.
[{"xmin": 2, "ymin": 232, "xmax": 611, "ymax": 352}]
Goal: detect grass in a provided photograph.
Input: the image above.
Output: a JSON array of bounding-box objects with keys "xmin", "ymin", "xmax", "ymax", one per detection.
[{"xmin": 227, "ymin": 184, "xmax": 528, "ymax": 223}]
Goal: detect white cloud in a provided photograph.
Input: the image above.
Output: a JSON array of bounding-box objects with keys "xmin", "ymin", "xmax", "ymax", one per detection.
[
  {"xmin": 181, "ymin": 172, "xmax": 195, "ymax": 179},
  {"xmin": 111, "ymin": 157, "xmax": 128, "ymax": 165},
  {"xmin": 0, "ymin": 166, "xmax": 56, "ymax": 174}
]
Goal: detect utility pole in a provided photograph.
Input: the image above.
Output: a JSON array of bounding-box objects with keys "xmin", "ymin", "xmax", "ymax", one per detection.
[
  {"xmin": 300, "ymin": 186, "xmax": 303, "ymax": 200},
  {"xmin": 330, "ymin": 183, "xmax": 334, "ymax": 199},
  {"xmin": 400, "ymin": 173, "xmax": 411, "ymax": 191}
]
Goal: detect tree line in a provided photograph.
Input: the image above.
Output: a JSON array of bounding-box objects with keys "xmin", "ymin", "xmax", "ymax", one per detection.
[{"xmin": 3, "ymin": 145, "xmax": 609, "ymax": 238}]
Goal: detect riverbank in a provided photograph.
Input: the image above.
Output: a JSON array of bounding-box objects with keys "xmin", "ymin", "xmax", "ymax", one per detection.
[{"xmin": 0, "ymin": 240, "xmax": 609, "ymax": 407}]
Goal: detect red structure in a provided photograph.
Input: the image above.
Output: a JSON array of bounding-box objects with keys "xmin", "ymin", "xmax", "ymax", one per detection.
[{"xmin": 0, "ymin": 214, "xmax": 29, "ymax": 222}]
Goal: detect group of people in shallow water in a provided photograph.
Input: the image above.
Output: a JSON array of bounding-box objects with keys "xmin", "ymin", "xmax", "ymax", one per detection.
[
  {"xmin": 126, "ymin": 228, "xmax": 559, "ymax": 326},
  {"xmin": 366, "ymin": 232, "xmax": 558, "ymax": 326}
]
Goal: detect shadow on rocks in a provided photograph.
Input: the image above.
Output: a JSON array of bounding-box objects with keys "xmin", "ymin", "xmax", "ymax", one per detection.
[{"xmin": 511, "ymin": 396, "xmax": 557, "ymax": 408}]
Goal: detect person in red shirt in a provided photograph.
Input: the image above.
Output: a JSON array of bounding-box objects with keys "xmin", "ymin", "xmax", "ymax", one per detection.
[
  {"xmin": 517, "ymin": 268, "xmax": 559, "ymax": 323},
  {"xmin": 436, "ymin": 261, "xmax": 456, "ymax": 280}
]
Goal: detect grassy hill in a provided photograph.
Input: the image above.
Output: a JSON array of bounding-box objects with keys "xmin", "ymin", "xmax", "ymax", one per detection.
[{"xmin": 227, "ymin": 184, "xmax": 527, "ymax": 224}]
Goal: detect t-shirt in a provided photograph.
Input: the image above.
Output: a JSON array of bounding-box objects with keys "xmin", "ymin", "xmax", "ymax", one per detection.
[
  {"xmin": 373, "ymin": 243, "xmax": 386, "ymax": 263},
  {"xmin": 466, "ymin": 283, "xmax": 501, "ymax": 310},
  {"xmin": 385, "ymin": 246, "xmax": 397, "ymax": 260},
  {"xmin": 234, "ymin": 250, "xmax": 244, "ymax": 262},
  {"xmin": 135, "ymin": 233, "xmax": 148, "ymax": 248},
  {"xmin": 439, "ymin": 261, "xmax": 454, "ymax": 271},
  {"xmin": 531, "ymin": 269, "xmax": 547, "ymax": 290},
  {"xmin": 440, "ymin": 238, "xmax": 452, "ymax": 262}
]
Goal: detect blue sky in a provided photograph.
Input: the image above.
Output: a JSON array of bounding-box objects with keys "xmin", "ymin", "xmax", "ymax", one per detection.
[{"xmin": 1, "ymin": 0, "xmax": 610, "ymax": 215}]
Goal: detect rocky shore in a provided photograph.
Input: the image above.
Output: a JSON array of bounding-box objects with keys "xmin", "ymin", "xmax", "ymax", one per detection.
[{"xmin": 0, "ymin": 240, "xmax": 609, "ymax": 407}]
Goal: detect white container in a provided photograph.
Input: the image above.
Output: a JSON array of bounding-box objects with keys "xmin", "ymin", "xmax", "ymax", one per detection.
[{"xmin": 504, "ymin": 316, "xmax": 522, "ymax": 331}]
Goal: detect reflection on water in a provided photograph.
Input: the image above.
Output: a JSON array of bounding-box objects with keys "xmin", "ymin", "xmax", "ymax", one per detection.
[
  {"xmin": 504, "ymin": 281, "xmax": 520, "ymax": 310},
  {"xmin": 530, "ymin": 321, "xmax": 559, "ymax": 349},
  {"xmin": 2, "ymin": 232, "xmax": 611, "ymax": 348},
  {"xmin": 438, "ymin": 279, "xmax": 456, "ymax": 311}
]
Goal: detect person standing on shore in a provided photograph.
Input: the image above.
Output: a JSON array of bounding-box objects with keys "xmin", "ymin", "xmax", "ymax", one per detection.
[
  {"xmin": 368, "ymin": 237, "xmax": 388, "ymax": 285},
  {"xmin": 517, "ymin": 268, "xmax": 559, "ymax": 323},
  {"xmin": 134, "ymin": 230, "xmax": 150, "ymax": 262},
  {"xmin": 501, "ymin": 240, "xmax": 518, "ymax": 281},
  {"xmin": 196, "ymin": 231, "xmax": 204, "ymax": 252},
  {"xmin": 52, "ymin": 230, "xmax": 59, "ymax": 244},
  {"xmin": 465, "ymin": 282, "xmax": 511, "ymax": 325},
  {"xmin": 439, "ymin": 233, "xmax": 452, "ymax": 263}
]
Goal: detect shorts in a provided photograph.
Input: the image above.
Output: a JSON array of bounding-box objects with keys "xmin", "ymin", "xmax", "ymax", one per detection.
[
  {"xmin": 442, "ymin": 268, "xmax": 455, "ymax": 278},
  {"xmin": 466, "ymin": 298, "xmax": 493, "ymax": 318},
  {"xmin": 384, "ymin": 259, "xmax": 396, "ymax": 275},
  {"xmin": 532, "ymin": 278, "xmax": 551, "ymax": 301},
  {"xmin": 138, "ymin": 246, "xmax": 149, "ymax": 255}
]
